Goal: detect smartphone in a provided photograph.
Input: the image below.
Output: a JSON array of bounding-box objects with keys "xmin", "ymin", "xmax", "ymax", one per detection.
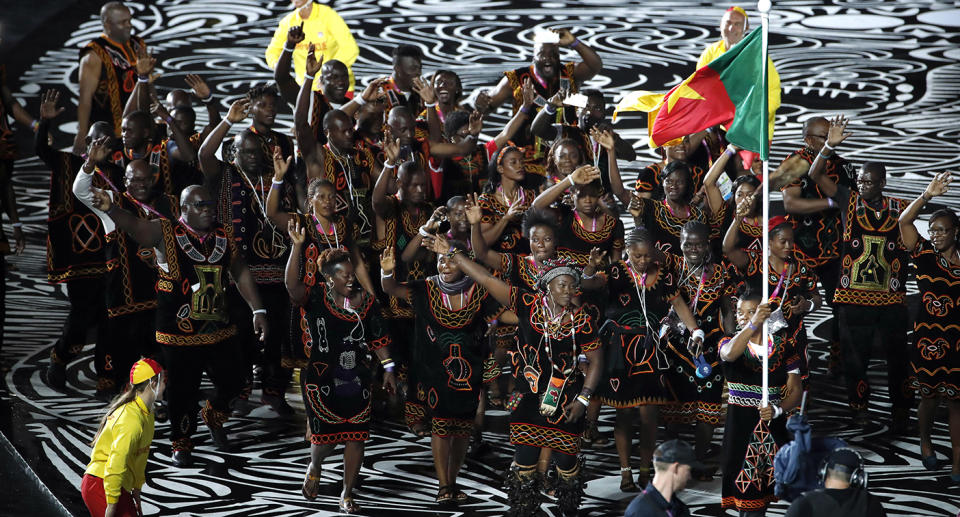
[{"xmin": 559, "ymin": 77, "xmax": 571, "ymax": 92}]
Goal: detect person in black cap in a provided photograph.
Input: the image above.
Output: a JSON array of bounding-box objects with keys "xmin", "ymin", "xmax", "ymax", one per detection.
[
  {"xmin": 785, "ymin": 448, "xmax": 886, "ymax": 517},
  {"xmin": 624, "ymin": 439, "xmax": 700, "ymax": 517}
]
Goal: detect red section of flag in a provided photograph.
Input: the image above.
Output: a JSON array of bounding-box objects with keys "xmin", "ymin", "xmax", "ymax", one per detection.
[{"xmin": 649, "ymin": 67, "xmax": 736, "ymax": 148}]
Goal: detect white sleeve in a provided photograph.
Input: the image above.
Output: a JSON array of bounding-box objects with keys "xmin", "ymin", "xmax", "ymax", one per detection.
[{"xmin": 72, "ymin": 167, "xmax": 117, "ymax": 234}]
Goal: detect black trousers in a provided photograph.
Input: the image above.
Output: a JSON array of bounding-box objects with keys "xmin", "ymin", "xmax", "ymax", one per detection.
[
  {"xmin": 837, "ymin": 304, "xmax": 912, "ymax": 410},
  {"xmin": 814, "ymin": 259, "xmax": 841, "ymax": 342},
  {"xmin": 229, "ymin": 283, "xmax": 292, "ymax": 397},
  {"xmin": 161, "ymin": 339, "xmax": 242, "ymax": 449},
  {"xmin": 98, "ymin": 309, "xmax": 157, "ymax": 391},
  {"xmin": 50, "ymin": 277, "xmax": 108, "ymax": 371}
]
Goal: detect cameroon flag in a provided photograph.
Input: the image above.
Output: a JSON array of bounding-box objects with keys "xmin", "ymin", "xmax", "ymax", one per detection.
[{"xmin": 648, "ymin": 28, "xmax": 778, "ymax": 159}]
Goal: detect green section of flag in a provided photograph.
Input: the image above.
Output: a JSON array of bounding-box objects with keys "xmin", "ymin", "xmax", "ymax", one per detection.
[{"xmin": 707, "ymin": 28, "xmax": 772, "ymax": 160}]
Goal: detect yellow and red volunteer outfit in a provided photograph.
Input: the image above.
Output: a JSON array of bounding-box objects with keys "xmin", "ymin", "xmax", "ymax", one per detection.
[{"xmin": 81, "ymin": 359, "xmax": 160, "ymax": 517}]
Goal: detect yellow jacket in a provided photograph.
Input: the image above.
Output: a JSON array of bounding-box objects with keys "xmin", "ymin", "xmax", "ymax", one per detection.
[
  {"xmin": 265, "ymin": 3, "xmax": 359, "ymax": 92},
  {"xmin": 85, "ymin": 396, "xmax": 155, "ymax": 504},
  {"xmin": 697, "ymin": 39, "xmax": 781, "ymax": 140}
]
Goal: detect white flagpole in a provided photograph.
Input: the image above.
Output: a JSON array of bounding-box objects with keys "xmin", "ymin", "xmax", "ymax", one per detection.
[{"xmin": 759, "ymin": 0, "xmax": 772, "ymax": 408}]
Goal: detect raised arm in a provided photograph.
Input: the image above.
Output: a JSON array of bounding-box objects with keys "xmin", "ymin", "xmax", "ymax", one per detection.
[
  {"xmin": 529, "ymin": 81, "xmax": 563, "ymax": 142},
  {"xmin": 185, "ymin": 75, "xmax": 221, "ymax": 142},
  {"xmin": 273, "ymin": 23, "xmax": 305, "ymax": 107},
  {"xmin": 295, "ymin": 46, "xmax": 323, "ymax": 178},
  {"xmin": 493, "ymin": 83, "xmax": 536, "ymax": 149},
  {"xmin": 592, "ymin": 127, "xmax": 629, "ymax": 204},
  {"xmin": 341, "ymin": 78, "xmax": 388, "ymax": 119},
  {"xmin": 123, "ymin": 46, "xmax": 156, "ymax": 119},
  {"xmin": 412, "ymin": 76, "xmax": 442, "ymax": 143},
  {"xmin": 474, "ymin": 76, "xmax": 512, "ymax": 115},
  {"xmin": 465, "ymin": 193, "xmax": 504, "ymax": 268},
  {"xmin": 807, "ymin": 115, "xmax": 852, "ymax": 199},
  {"xmin": 88, "ymin": 177, "xmax": 162, "ymax": 248},
  {"xmin": 424, "ymin": 233, "xmax": 514, "ymax": 306},
  {"xmin": 719, "ymin": 303, "xmax": 771, "ymax": 362},
  {"xmin": 73, "ymin": 51, "xmax": 103, "ymax": 154},
  {"xmin": 35, "ymin": 89, "xmax": 65, "ymax": 165},
  {"xmin": 722, "ymin": 196, "xmax": 752, "ymax": 270},
  {"xmin": 378, "ymin": 246, "xmax": 414, "ymax": 301},
  {"xmin": 703, "ymin": 144, "xmax": 737, "ymax": 216},
  {"xmin": 266, "ymin": 147, "xmax": 295, "ymax": 229},
  {"xmin": 556, "ymin": 29, "xmax": 602, "ymax": 83},
  {"xmin": 900, "ymin": 171, "xmax": 951, "ymax": 251},
  {"xmin": 428, "ymin": 110, "xmax": 482, "ymax": 159},
  {"xmin": 152, "ymin": 102, "xmax": 197, "ymax": 164},
  {"xmin": 372, "ymin": 136, "xmax": 400, "ymax": 217},
  {"xmin": 285, "ymin": 219, "xmax": 309, "ymax": 306},
  {"xmin": 199, "ymin": 98, "xmax": 250, "ymax": 188},
  {"xmin": 400, "ymin": 206, "xmax": 443, "ymax": 264},
  {"xmin": 532, "ymin": 164, "xmax": 600, "ymax": 209}
]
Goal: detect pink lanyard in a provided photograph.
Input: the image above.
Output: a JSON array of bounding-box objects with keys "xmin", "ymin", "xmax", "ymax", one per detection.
[
  {"xmin": 574, "ymin": 211, "xmax": 597, "ymax": 232},
  {"xmin": 498, "ymin": 185, "xmax": 525, "ymax": 207},
  {"xmin": 770, "ymin": 264, "xmax": 788, "ymax": 300},
  {"xmin": 663, "ymin": 199, "xmax": 691, "ymax": 218},
  {"xmin": 96, "ymin": 169, "xmax": 165, "ymax": 220},
  {"xmin": 312, "ymin": 215, "xmax": 339, "ymax": 249},
  {"xmin": 179, "ymin": 217, "xmax": 210, "ymax": 243}
]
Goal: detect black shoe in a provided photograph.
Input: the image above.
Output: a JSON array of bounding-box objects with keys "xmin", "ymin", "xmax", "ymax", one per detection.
[
  {"xmin": 46, "ymin": 362, "xmax": 66, "ymax": 390},
  {"xmin": 207, "ymin": 424, "xmax": 231, "ymax": 451},
  {"xmin": 262, "ymin": 393, "xmax": 295, "ymax": 416},
  {"xmin": 172, "ymin": 449, "xmax": 192, "ymax": 467}
]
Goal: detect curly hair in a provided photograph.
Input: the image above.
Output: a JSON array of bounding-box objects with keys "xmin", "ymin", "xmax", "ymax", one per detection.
[
  {"xmin": 521, "ymin": 207, "xmax": 558, "ymax": 239},
  {"xmin": 318, "ymin": 248, "xmax": 351, "ymax": 278}
]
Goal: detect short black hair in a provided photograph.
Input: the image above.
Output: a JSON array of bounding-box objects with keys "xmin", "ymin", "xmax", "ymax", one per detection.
[
  {"xmin": 733, "ymin": 174, "xmax": 761, "ymax": 191},
  {"xmin": 392, "ymin": 44, "xmax": 423, "ymax": 64},
  {"xmin": 443, "ymin": 110, "xmax": 471, "ymax": 139},
  {"xmin": 247, "ymin": 83, "xmax": 279, "ymax": 103},
  {"xmin": 769, "ymin": 219, "xmax": 793, "ymax": 239},
  {"xmin": 662, "ymin": 160, "xmax": 694, "ymax": 202},
  {"xmin": 124, "ymin": 110, "xmax": 154, "ymax": 131},
  {"xmin": 681, "ymin": 220, "xmax": 709, "ymax": 239},
  {"xmin": 860, "ymin": 161, "xmax": 887, "ymax": 182},
  {"xmin": 573, "ymin": 179, "xmax": 603, "ymax": 197},
  {"xmin": 738, "ymin": 284, "xmax": 764, "ymax": 304},
  {"xmin": 580, "ymin": 88, "xmax": 604, "ymax": 105}
]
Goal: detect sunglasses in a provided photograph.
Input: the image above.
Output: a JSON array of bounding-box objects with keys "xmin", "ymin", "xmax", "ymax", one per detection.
[{"xmin": 187, "ymin": 200, "xmax": 217, "ymax": 209}]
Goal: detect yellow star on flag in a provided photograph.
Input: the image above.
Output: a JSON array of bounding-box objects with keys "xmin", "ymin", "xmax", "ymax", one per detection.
[{"xmin": 666, "ymin": 80, "xmax": 705, "ymax": 113}]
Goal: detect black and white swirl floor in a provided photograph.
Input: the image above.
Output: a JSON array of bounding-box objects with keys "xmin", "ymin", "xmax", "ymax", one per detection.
[{"xmin": 2, "ymin": 1, "xmax": 960, "ymax": 515}]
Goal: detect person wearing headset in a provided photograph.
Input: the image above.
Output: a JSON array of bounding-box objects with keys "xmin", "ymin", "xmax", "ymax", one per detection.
[{"xmin": 784, "ymin": 448, "xmax": 886, "ymax": 517}]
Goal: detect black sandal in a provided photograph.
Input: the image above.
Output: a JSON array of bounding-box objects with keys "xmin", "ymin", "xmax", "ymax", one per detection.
[
  {"xmin": 436, "ymin": 485, "xmax": 454, "ymax": 504},
  {"xmin": 451, "ymin": 483, "xmax": 468, "ymax": 503}
]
